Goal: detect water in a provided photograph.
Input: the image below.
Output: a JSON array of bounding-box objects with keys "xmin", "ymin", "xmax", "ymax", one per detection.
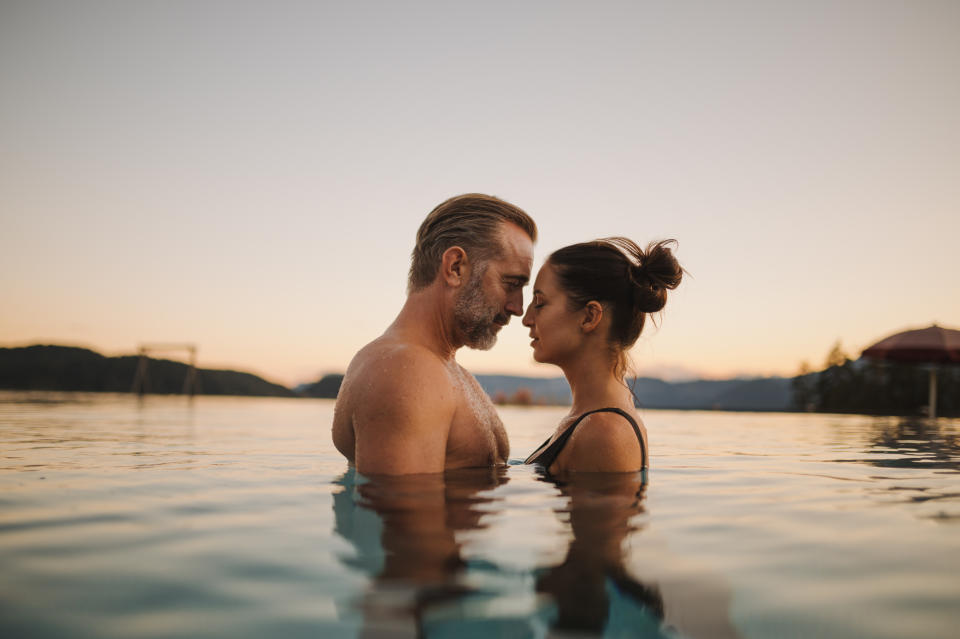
[{"xmin": 1, "ymin": 391, "xmax": 958, "ymax": 638}]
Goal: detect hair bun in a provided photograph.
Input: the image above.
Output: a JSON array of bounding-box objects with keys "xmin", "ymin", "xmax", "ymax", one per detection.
[
  {"xmin": 628, "ymin": 239, "xmax": 682, "ymax": 314},
  {"xmin": 547, "ymin": 236, "xmax": 686, "ymax": 377}
]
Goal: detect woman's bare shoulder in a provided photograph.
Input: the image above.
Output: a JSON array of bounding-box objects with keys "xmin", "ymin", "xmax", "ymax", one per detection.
[{"xmin": 561, "ymin": 410, "xmax": 646, "ymax": 472}]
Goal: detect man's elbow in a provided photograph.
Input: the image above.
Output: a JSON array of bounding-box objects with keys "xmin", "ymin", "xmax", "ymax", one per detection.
[
  {"xmin": 356, "ymin": 458, "xmax": 444, "ymax": 476},
  {"xmin": 332, "ymin": 437, "xmax": 354, "ymax": 462},
  {"xmin": 356, "ymin": 447, "xmax": 445, "ymax": 476}
]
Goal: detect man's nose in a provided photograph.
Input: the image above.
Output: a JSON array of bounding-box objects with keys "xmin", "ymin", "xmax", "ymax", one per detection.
[{"xmin": 505, "ymin": 291, "xmax": 524, "ymax": 317}]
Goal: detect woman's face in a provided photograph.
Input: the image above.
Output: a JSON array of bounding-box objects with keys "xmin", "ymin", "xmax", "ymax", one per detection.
[{"xmin": 522, "ymin": 263, "xmax": 585, "ymax": 365}]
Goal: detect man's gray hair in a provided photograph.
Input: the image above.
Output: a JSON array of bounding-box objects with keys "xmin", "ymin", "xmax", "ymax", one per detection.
[{"xmin": 408, "ymin": 193, "xmax": 537, "ymax": 292}]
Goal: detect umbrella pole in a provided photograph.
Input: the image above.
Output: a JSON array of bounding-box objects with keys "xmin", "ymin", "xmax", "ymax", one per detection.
[{"xmin": 928, "ymin": 368, "xmax": 938, "ymax": 419}]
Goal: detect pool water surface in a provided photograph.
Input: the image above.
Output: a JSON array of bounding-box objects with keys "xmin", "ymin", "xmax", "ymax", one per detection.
[{"xmin": 1, "ymin": 392, "xmax": 958, "ymax": 638}]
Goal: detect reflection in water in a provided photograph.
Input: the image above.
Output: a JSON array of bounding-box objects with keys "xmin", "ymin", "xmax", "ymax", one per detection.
[
  {"xmin": 332, "ymin": 467, "xmax": 529, "ymax": 636},
  {"xmin": 534, "ymin": 470, "xmax": 669, "ymax": 637},
  {"xmin": 869, "ymin": 418, "xmax": 960, "ymax": 471},
  {"xmin": 834, "ymin": 417, "xmax": 960, "ymax": 523},
  {"xmin": 332, "ymin": 467, "xmax": 682, "ymax": 637}
]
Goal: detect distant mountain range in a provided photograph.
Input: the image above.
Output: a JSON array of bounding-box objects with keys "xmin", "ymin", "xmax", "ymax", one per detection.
[
  {"xmin": 301, "ymin": 372, "xmax": 793, "ymax": 412},
  {"xmin": 471, "ymin": 374, "xmax": 792, "ymax": 411},
  {"xmin": 2, "ymin": 344, "xmax": 794, "ymax": 411}
]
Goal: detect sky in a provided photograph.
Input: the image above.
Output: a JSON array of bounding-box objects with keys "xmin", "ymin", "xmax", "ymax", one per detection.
[{"xmin": 2, "ymin": 0, "xmax": 958, "ymax": 387}]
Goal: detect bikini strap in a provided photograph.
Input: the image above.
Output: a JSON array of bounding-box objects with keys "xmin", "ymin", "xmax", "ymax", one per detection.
[{"xmin": 525, "ymin": 407, "xmax": 647, "ymax": 469}]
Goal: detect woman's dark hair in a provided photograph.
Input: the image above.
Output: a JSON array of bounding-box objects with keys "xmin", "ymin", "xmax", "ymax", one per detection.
[{"xmin": 548, "ymin": 238, "xmax": 683, "ymax": 378}]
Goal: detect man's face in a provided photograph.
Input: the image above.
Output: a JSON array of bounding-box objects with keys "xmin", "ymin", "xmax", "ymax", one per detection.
[{"xmin": 454, "ymin": 222, "xmax": 535, "ymax": 350}]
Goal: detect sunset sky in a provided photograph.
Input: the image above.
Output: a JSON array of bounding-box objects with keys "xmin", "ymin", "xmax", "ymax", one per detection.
[{"xmin": 2, "ymin": 1, "xmax": 958, "ymax": 386}]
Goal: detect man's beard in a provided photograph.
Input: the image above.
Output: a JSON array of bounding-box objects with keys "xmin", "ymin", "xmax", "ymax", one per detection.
[{"xmin": 453, "ymin": 267, "xmax": 509, "ymax": 351}]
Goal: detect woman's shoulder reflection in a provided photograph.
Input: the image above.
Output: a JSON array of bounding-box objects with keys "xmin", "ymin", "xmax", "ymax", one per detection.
[{"xmin": 534, "ymin": 469, "xmax": 670, "ymax": 635}]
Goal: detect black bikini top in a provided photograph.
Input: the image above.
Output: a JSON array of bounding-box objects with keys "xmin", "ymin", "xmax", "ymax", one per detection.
[{"xmin": 524, "ymin": 407, "xmax": 647, "ymax": 470}]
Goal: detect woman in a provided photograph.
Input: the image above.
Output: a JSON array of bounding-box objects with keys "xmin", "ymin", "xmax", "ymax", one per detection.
[{"xmin": 522, "ymin": 238, "xmax": 683, "ymax": 473}]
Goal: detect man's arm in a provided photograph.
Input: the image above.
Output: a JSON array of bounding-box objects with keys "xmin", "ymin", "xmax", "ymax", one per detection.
[{"xmin": 352, "ymin": 350, "xmax": 456, "ymax": 475}]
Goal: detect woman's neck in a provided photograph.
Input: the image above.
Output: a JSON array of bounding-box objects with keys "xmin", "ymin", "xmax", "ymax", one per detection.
[{"xmin": 560, "ymin": 350, "xmax": 632, "ymax": 415}]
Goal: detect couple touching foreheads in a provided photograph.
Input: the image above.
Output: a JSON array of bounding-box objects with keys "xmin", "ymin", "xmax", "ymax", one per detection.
[{"xmin": 332, "ymin": 193, "xmax": 683, "ymax": 476}]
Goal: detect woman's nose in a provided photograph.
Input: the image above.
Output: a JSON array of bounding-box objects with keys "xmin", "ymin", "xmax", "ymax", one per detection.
[{"xmin": 522, "ymin": 304, "xmax": 533, "ymax": 326}]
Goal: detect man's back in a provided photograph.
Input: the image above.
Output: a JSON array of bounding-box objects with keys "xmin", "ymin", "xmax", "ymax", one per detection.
[{"xmin": 332, "ymin": 334, "xmax": 509, "ymax": 474}]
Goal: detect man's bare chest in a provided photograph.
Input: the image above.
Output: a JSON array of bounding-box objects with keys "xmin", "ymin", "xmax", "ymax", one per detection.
[{"xmin": 446, "ymin": 385, "xmax": 508, "ymax": 465}]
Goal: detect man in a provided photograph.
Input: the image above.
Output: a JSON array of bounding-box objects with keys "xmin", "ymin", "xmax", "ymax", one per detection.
[{"xmin": 332, "ymin": 193, "xmax": 536, "ymax": 475}]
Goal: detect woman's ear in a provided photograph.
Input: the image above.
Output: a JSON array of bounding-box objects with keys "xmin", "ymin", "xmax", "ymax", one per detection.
[
  {"xmin": 581, "ymin": 301, "xmax": 604, "ymax": 333},
  {"xmin": 440, "ymin": 246, "xmax": 468, "ymax": 287}
]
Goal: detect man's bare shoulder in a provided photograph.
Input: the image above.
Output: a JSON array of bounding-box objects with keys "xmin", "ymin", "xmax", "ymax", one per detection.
[
  {"xmin": 339, "ymin": 337, "xmax": 459, "ymax": 474},
  {"xmin": 447, "ymin": 360, "xmax": 483, "ymax": 389},
  {"xmin": 347, "ymin": 337, "xmax": 453, "ymax": 394}
]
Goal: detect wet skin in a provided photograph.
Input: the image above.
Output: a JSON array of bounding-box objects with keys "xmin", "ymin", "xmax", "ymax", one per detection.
[
  {"xmin": 521, "ymin": 263, "xmax": 649, "ymax": 473},
  {"xmin": 332, "ymin": 221, "xmax": 534, "ymax": 475}
]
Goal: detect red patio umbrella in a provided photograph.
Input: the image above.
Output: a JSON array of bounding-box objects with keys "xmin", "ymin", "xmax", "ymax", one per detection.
[{"xmin": 861, "ymin": 324, "xmax": 960, "ymax": 418}]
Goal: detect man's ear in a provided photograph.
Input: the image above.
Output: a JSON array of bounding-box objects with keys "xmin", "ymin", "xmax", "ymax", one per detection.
[
  {"xmin": 440, "ymin": 246, "xmax": 469, "ymax": 286},
  {"xmin": 581, "ymin": 301, "xmax": 604, "ymax": 333}
]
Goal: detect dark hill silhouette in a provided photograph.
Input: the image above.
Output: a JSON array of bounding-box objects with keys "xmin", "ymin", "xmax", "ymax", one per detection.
[
  {"xmin": 0, "ymin": 345, "xmax": 294, "ymax": 397},
  {"xmin": 301, "ymin": 374, "xmax": 344, "ymax": 399}
]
